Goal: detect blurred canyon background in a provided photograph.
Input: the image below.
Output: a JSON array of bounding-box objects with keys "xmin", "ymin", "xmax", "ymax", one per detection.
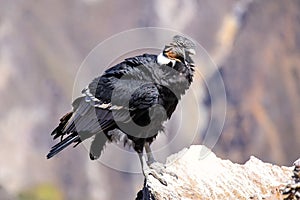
[{"xmin": 0, "ymin": 0, "xmax": 300, "ymax": 199}]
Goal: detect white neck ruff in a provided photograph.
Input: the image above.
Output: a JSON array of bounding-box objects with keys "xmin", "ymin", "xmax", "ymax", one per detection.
[{"xmin": 157, "ymin": 53, "xmax": 175, "ymax": 67}]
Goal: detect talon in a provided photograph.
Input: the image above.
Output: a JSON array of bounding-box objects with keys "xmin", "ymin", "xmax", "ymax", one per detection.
[
  {"xmin": 168, "ymin": 171, "xmax": 178, "ymax": 179},
  {"xmin": 149, "ymin": 162, "xmax": 178, "ymax": 180},
  {"xmin": 158, "ymin": 177, "xmax": 167, "ymax": 186},
  {"xmin": 148, "ymin": 172, "xmax": 167, "ymax": 186},
  {"xmin": 144, "ymin": 167, "xmax": 168, "ymax": 186},
  {"xmin": 150, "ymin": 174, "xmax": 167, "ymax": 186}
]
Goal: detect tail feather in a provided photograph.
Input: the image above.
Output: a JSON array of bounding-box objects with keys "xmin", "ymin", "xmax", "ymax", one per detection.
[
  {"xmin": 47, "ymin": 111, "xmax": 79, "ymax": 159},
  {"xmin": 51, "ymin": 112, "xmax": 73, "ymax": 138},
  {"xmin": 47, "ymin": 133, "xmax": 80, "ymax": 159},
  {"xmin": 51, "ymin": 132, "xmax": 76, "ymax": 149},
  {"xmin": 47, "ymin": 98, "xmax": 115, "ymax": 159}
]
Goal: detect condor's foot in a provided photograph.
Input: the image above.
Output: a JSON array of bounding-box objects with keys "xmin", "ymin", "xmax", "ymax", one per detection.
[
  {"xmin": 143, "ymin": 162, "xmax": 178, "ymax": 186},
  {"xmin": 143, "ymin": 163, "xmax": 167, "ymax": 186}
]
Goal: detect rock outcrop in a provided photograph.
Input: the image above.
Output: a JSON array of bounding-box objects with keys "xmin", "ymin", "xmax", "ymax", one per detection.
[
  {"xmin": 281, "ymin": 158, "xmax": 300, "ymax": 200},
  {"xmin": 136, "ymin": 145, "xmax": 294, "ymax": 200}
]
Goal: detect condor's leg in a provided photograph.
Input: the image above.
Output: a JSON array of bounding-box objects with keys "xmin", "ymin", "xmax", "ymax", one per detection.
[
  {"xmin": 138, "ymin": 151, "xmax": 167, "ymax": 186},
  {"xmin": 144, "ymin": 142, "xmax": 156, "ymax": 165},
  {"xmin": 89, "ymin": 132, "xmax": 107, "ymax": 160},
  {"xmin": 145, "ymin": 142, "xmax": 178, "ymax": 179}
]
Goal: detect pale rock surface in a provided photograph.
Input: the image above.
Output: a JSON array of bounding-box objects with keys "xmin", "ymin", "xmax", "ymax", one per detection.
[{"xmin": 136, "ymin": 145, "xmax": 293, "ymax": 200}]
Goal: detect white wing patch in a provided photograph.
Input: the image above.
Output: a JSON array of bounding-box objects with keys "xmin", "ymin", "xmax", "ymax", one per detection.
[{"xmin": 82, "ymin": 87, "xmax": 126, "ymax": 110}]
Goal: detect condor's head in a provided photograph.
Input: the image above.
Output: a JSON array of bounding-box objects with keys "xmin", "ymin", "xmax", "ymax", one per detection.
[{"xmin": 157, "ymin": 35, "xmax": 196, "ymax": 68}]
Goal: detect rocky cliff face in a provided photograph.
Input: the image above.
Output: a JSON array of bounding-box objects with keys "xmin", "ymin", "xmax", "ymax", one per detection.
[{"xmin": 136, "ymin": 145, "xmax": 293, "ymax": 200}]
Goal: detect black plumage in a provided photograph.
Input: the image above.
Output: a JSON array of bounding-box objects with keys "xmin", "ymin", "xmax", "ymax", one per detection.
[{"xmin": 47, "ymin": 35, "xmax": 196, "ymax": 184}]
